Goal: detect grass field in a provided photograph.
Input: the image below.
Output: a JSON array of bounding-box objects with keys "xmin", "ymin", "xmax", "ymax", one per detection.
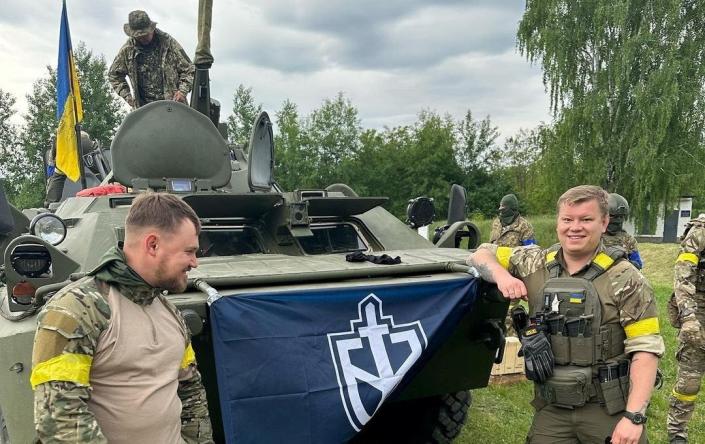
[{"xmin": 456, "ymin": 242, "xmax": 695, "ymax": 443}]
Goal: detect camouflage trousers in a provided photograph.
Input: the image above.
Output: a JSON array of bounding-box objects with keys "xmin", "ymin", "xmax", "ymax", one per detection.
[
  {"xmin": 44, "ymin": 170, "xmax": 66, "ymax": 207},
  {"xmin": 667, "ymin": 337, "xmax": 705, "ymax": 441}
]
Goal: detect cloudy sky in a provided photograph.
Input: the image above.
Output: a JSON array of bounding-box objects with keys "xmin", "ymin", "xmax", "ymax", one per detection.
[{"xmin": 0, "ymin": 0, "xmax": 551, "ymax": 140}]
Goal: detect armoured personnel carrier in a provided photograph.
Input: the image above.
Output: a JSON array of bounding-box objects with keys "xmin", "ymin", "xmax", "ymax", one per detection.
[{"xmin": 0, "ymin": 2, "xmax": 507, "ymax": 442}]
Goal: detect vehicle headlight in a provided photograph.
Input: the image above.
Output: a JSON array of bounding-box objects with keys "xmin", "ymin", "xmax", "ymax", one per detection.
[
  {"xmin": 30, "ymin": 213, "xmax": 67, "ymax": 245},
  {"xmin": 10, "ymin": 244, "xmax": 52, "ymax": 278}
]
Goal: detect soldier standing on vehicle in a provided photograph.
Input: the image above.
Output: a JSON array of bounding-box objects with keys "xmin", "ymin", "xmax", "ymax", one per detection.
[
  {"xmin": 32, "ymin": 193, "xmax": 213, "ymax": 443},
  {"xmin": 667, "ymin": 214, "xmax": 705, "ymax": 444},
  {"xmin": 603, "ymin": 193, "xmax": 643, "ymax": 269},
  {"xmin": 490, "ymin": 194, "xmax": 536, "ymax": 247},
  {"xmin": 44, "ymin": 131, "xmax": 94, "ymax": 207},
  {"xmin": 469, "ymin": 185, "xmax": 664, "ymax": 443},
  {"xmin": 109, "ymin": 10, "xmax": 195, "ymax": 109}
]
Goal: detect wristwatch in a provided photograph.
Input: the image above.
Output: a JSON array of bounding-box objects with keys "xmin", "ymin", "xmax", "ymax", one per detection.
[{"xmin": 623, "ymin": 411, "xmax": 648, "ymax": 425}]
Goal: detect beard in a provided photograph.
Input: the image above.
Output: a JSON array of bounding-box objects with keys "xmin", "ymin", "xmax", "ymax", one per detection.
[{"xmin": 154, "ymin": 258, "xmax": 189, "ymax": 293}]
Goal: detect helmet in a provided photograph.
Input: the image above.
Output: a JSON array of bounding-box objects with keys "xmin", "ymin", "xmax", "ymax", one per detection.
[{"xmin": 608, "ymin": 193, "xmax": 629, "ymax": 218}]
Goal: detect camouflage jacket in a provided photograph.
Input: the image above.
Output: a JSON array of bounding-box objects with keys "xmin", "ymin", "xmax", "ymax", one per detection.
[
  {"xmin": 489, "ymin": 215, "xmax": 536, "ymax": 247},
  {"xmin": 31, "ymin": 276, "xmax": 212, "ymax": 443},
  {"xmin": 603, "ymin": 230, "xmax": 643, "ymax": 269},
  {"xmin": 476, "ymin": 242, "xmax": 664, "ymax": 357},
  {"xmin": 108, "ymin": 29, "xmax": 195, "ymax": 108},
  {"xmin": 673, "ymin": 216, "xmax": 705, "ymax": 321}
]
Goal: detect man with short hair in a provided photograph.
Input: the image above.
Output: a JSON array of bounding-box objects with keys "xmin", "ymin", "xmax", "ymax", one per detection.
[
  {"xmin": 32, "ymin": 192, "xmax": 213, "ymax": 443},
  {"xmin": 469, "ymin": 185, "xmax": 663, "ymax": 443},
  {"xmin": 490, "ymin": 193, "xmax": 536, "ymax": 247},
  {"xmin": 109, "ymin": 10, "xmax": 195, "ymax": 109}
]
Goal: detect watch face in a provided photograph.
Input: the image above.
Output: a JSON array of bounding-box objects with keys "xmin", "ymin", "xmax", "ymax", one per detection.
[{"xmin": 626, "ymin": 412, "xmax": 647, "ymax": 424}]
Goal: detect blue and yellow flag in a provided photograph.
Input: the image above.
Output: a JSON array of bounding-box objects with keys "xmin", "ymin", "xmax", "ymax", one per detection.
[{"xmin": 55, "ymin": 0, "xmax": 83, "ymax": 182}]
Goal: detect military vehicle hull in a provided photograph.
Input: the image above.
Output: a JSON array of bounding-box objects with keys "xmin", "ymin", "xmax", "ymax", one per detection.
[{"xmin": 0, "ymin": 187, "xmax": 506, "ymax": 443}]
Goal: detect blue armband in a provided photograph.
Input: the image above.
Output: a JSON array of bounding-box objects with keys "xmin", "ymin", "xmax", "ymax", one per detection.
[
  {"xmin": 628, "ymin": 251, "xmax": 643, "ymax": 269},
  {"xmin": 521, "ymin": 239, "xmax": 536, "ymax": 246}
]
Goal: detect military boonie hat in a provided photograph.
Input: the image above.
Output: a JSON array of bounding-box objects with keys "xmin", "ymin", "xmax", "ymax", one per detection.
[{"xmin": 124, "ymin": 10, "xmax": 157, "ymax": 38}]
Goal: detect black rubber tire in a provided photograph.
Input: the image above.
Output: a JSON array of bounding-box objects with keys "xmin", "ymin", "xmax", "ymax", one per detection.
[{"xmin": 351, "ymin": 391, "xmax": 472, "ymax": 444}]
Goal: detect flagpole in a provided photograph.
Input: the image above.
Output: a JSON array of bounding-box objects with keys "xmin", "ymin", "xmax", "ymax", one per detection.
[
  {"xmin": 73, "ymin": 119, "xmax": 87, "ymax": 189},
  {"xmin": 62, "ymin": 0, "xmax": 87, "ymax": 189}
]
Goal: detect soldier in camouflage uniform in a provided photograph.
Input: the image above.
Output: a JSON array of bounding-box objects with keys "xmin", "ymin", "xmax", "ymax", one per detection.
[
  {"xmin": 491, "ymin": 194, "xmax": 536, "ymax": 336},
  {"xmin": 32, "ymin": 193, "xmax": 213, "ymax": 443},
  {"xmin": 470, "ymin": 185, "xmax": 664, "ymax": 443},
  {"xmin": 44, "ymin": 131, "xmax": 95, "ymax": 207},
  {"xmin": 667, "ymin": 214, "xmax": 705, "ymax": 443},
  {"xmin": 109, "ymin": 10, "xmax": 195, "ymax": 109},
  {"xmin": 603, "ymin": 193, "xmax": 643, "ymax": 269},
  {"xmin": 490, "ymin": 194, "xmax": 536, "ymax": 247}
]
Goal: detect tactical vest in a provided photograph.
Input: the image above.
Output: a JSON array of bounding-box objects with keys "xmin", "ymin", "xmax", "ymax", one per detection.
[{"xmin": 535, "ymin": 247, "xmax": 630, "ymax": 412}]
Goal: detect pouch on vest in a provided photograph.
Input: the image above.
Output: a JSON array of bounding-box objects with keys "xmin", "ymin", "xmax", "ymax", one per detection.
[
  {"xmin": 537, "ymin": 366, "xmax": 594, "ymax": 408},
  {"xmin": 596, "ymin": 360, "xmax": 629, "ymax": 415}
]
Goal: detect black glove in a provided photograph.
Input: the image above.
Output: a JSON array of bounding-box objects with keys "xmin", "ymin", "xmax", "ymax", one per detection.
[{"xmin": 519, "ymin": 327, "xmax": 554, "ymax": 383}]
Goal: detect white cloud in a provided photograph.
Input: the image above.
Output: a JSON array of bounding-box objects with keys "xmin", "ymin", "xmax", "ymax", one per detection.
[{"xmin": 0, "ymin": 0, "xmax": 551, "ymax": 142}]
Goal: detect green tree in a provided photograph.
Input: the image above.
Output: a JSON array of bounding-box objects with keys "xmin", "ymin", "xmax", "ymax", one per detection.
[
  {"xmin": 12, "ymin": 43, "xmax": 125, "ymax": 208},
  {"xmin": 302, "ymin": 92, "xmax": 361, "ymax": 188},
  {"xmin": 518, "ymin": 0, "xmax": 705, "ymax": 223},
  {"xmin": 274, "ymin": 99, "xmax": 309, "ymax": 190},
  {"xmin": 0, "ymin": 89, "xmax": 27, "ymax": 204},
  {"xmin": 227, "ymin": 84, "xmax": 262, "ymax": 146}
]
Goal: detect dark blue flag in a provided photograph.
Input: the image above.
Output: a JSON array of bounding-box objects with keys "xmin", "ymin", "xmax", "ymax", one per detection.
[{"xmin": 210, "ymin": 276, "xmax": 480, "ymax": 444}]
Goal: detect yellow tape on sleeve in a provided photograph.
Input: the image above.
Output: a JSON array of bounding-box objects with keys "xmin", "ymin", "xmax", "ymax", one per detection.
[
  {"xmin": 496, "ymin": 247, "xmax": 512, "ymax": 270},
  {"xmin": 624, "ymin": 317, "xmax": 660, "ymax": 338},
  {"xmin": 672, "ymin": 389, "xmax": 697, "ymax": 402},
  {"xmin": 677, "ymin": 253, "xmax": 699, "ymax": 265},
  {"xmin": 30, "ymin": 353, "xmax": 92, "ymax": 389},
  {"xmin": 180, "ymin": 343, "xmax": 196, "ymax": 369}
]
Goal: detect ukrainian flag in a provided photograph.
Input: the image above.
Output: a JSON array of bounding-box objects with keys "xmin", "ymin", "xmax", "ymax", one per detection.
[{"xmin": 55, "ymin": 0, "xmax": 83, "ymax": 182}]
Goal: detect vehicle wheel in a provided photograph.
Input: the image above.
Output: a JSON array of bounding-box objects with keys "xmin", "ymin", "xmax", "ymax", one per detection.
[{"xmin": 351, "ymin": 391, "xmax": 472, "ymax": 444}]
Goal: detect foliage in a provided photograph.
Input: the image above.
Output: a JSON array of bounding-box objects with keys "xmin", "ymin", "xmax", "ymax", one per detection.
[
  {"xmin": 263, "ymin": 87, "xmax": 513, "ymax": 219},
  {"xmin": 0, "ymin": 89, "xmax": 30, "ymax": 205},
  {"xmin": 5, "ymin": 43, "xmax": 124, "ymax": 208},
  {"xmin": 518, "ymin": 0, "xmax": 705, "ymax": 225},
  {"xmin": 227, "ymin": 84, "xmax": 262, "ymax": 146}
]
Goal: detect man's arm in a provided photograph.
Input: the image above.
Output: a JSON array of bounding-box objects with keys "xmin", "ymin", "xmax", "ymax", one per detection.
[
  {"xmin": 172, "ymin": 39, "xmax": 195, "ymax": 96},
  {"xmin": 108, "ymin": 47, "xmax": 134, "ymax": 107},
  {"xmin": 32, "ymin": 285, "xmax": 109, "ymax": 443},
  {"xmin": 673, "ymin": 225, "xmax": 705, "ymax": 341},
  {"xmin": 610, "ymin": 264, "xmax": 664, "ymax": 443},
  {"xmin": 178, "ymin": 344, "xmax": 213, "ymax": 444},
  {"xmin": 468, "ymin": 244, "xmax": 527, "ymax": 300},
  {"xmin": 610, "ymin": 352, "xmax": 658, "ymax": 444},
  {"xmin": 34, "ymin": 382, "xmax": 107, "ymax": 444},
  {"xmin": 521, "ymin": 220, "xmax": 537, "ymax": 246}
]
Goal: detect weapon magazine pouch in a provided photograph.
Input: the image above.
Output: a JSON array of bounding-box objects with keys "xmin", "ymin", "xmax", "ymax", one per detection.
[
  {"xmin": 538, "ymin": 365, "xmax": 594, "ymax": 408},
  {"xmin": 597, "ymin": 362, "xmax": 627, "ymax": 415},
  {"xmin": 550, "ymin": 333, "xmax": 570, "ymax": 365}
]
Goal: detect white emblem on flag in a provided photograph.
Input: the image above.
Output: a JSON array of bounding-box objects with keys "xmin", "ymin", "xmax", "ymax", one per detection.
[{"xmin": 328, "ymin": 294, "xmax": 427, "ymax": 431}]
